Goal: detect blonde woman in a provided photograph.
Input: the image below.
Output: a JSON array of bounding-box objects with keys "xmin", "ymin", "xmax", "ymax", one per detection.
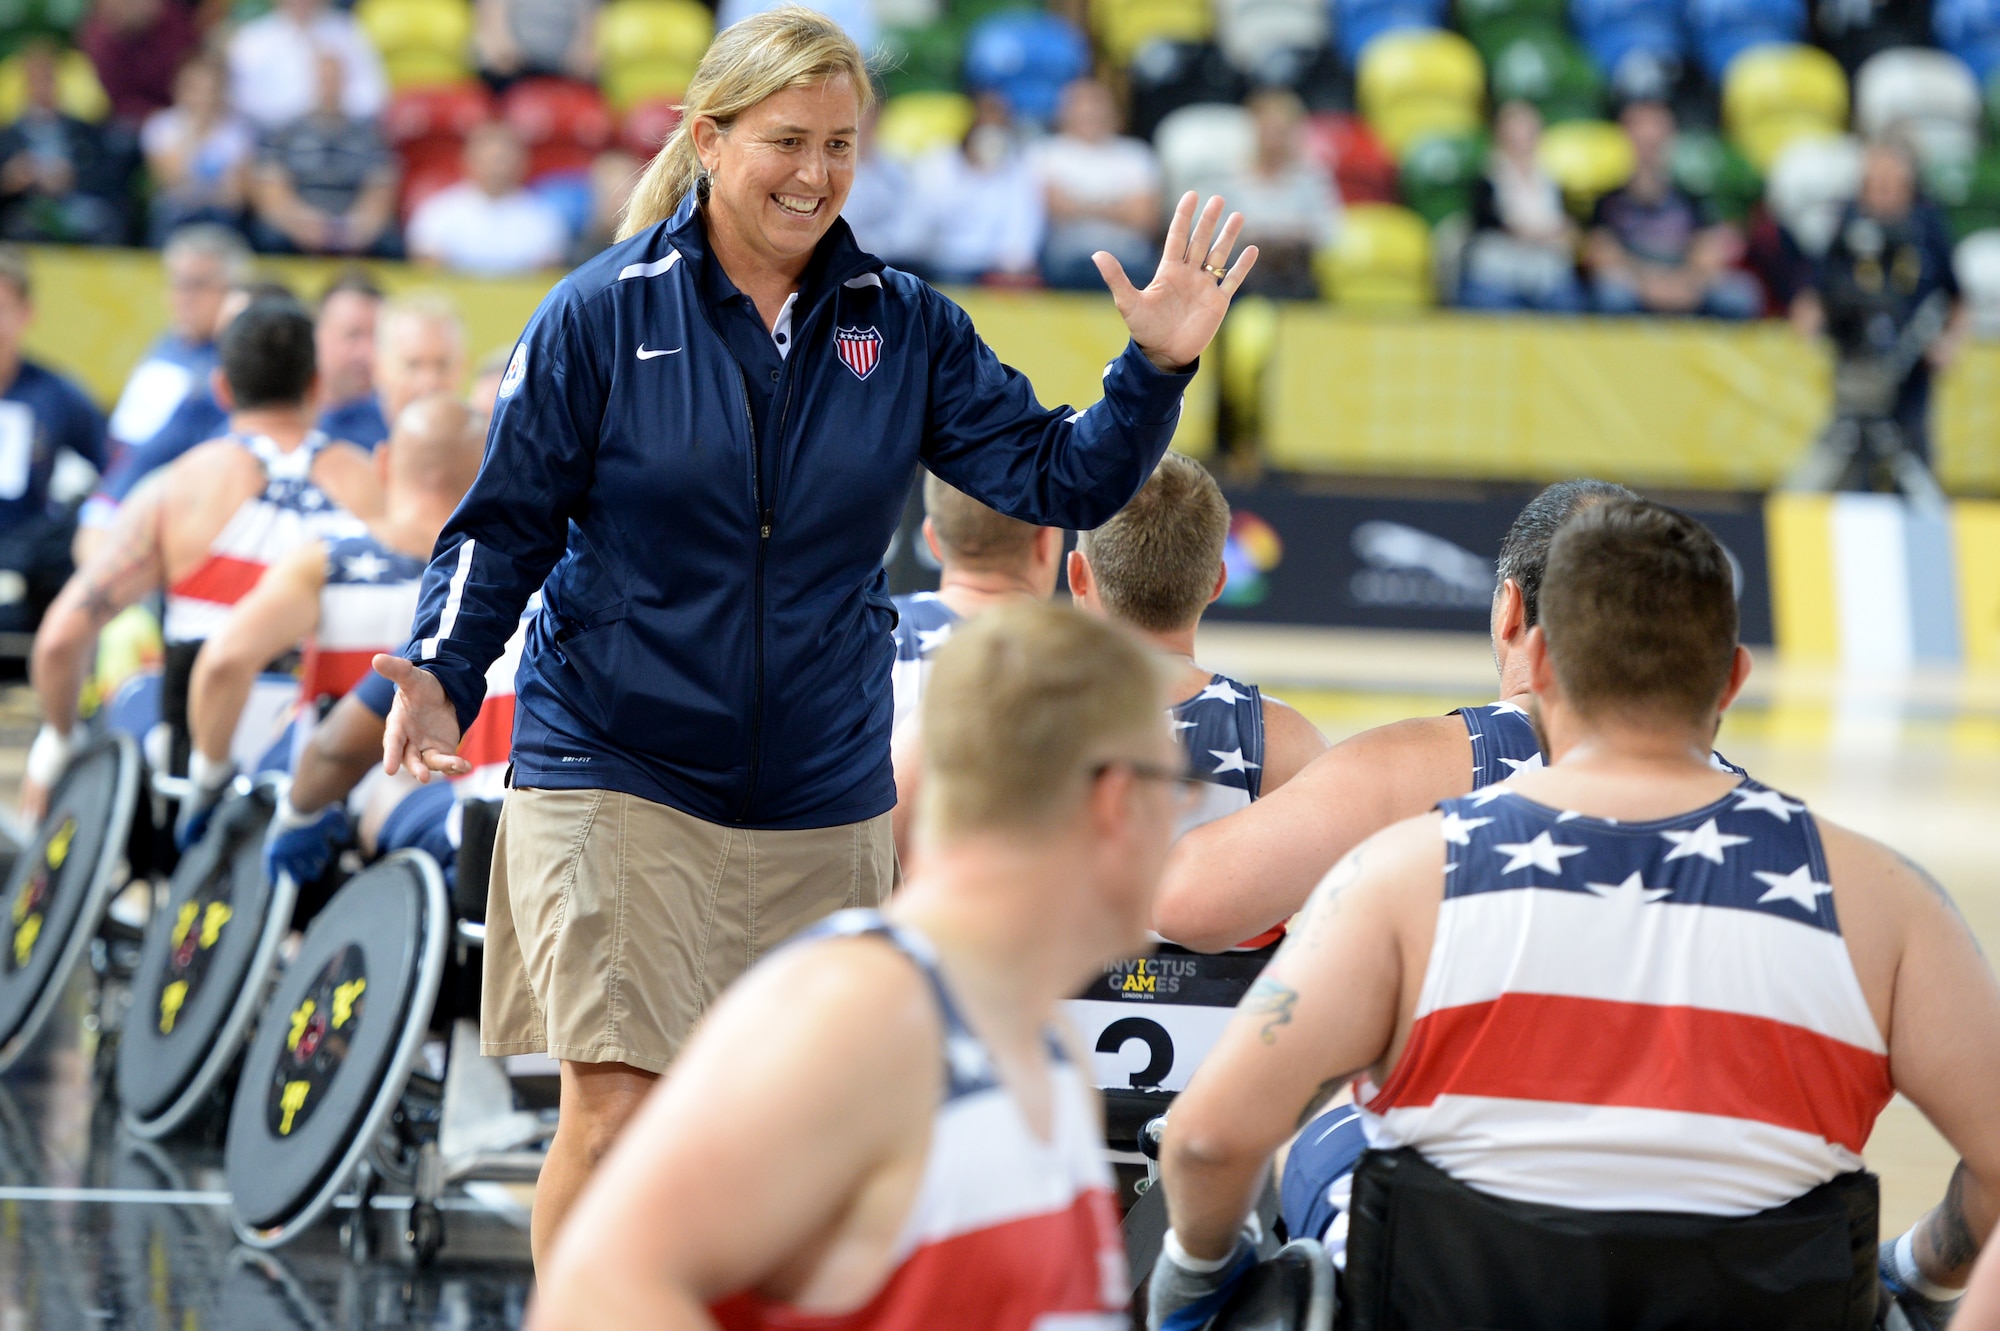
[{"xmin": 373, "ymin": 5, "xmax": 1258, "ymax": 1267}]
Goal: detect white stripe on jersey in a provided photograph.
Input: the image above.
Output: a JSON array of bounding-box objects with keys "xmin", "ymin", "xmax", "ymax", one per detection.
[
  {"xmin": 317, "ymin": 581, "xmax": 424, "ymax": 650},
  {"xmin": 1363, "ymin": 1095, "xmax": 1866, "ymax": 1215},
  {"xmin": 1418, "ymin": 890, "xmax": 1885, "ymax": 1052}
]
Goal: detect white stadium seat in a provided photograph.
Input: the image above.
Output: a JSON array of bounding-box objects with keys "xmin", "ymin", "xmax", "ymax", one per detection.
[
  {"xmin": 1216, "ymin": 0, "xmax": 1332, "ymax": 71},
  {"xmin": 1853, "ymin": 47, "xmax": 1982, "ymax": 168},
  {"xmin": 1766, "ymin": 133, "xmax": 1864, "ymax": 256},
  {"xmin": 1955, "ymin": 229, "xmax": 2000, "ymax": 338},
  {"xmin": 1154, "ymin": 102, "xmax": 1260, "ymax": 203}
]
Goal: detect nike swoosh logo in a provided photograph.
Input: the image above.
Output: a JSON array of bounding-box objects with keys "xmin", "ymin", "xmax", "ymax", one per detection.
[{"xmin": 636, "ymin": 345, "xmax": 681, "ymax": 359}]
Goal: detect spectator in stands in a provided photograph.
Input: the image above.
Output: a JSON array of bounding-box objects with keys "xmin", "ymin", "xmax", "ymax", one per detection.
[
  {"xmin": 407, "ymin": 121, "xmax": 569, "ymax": 275},
  {"xmin": 0, "ymin": 248, "xmax": 108, "ymax": 634},
  {"xmin": 909, "ymin": 92, "xmax": 1045, "ymax": 285},
  {"xmin": 373, "ymin": 294, "xmax": 467, "ymax": 430},
  {"xmin": 568, "ymin": 148, "xmax": 640, "ymax": 266},
  {"xmin": 141, "ymin": 53, "xmax": 254, "ymax": 243},
  {"xmin": 78, "ymin": 0, "xmax": 200, "ymax": 126},
  {"xmin": 107, "ymin": 224, "xmax": 247, "ymax": 464},
  {"xmin": 249, "ymin": 51, "xmax": 400, "ymax": 257},
  {"xmin": 475, "ymin": 0, "xmax": 601, "ymax": 86},
  {"xmin": 718, "ymin": 0, "xmax": 876, "ymax": 55},
  {"xmin": 0, "ymin": 41, "xmax": 130, "ymax": 246},
  {"xmin": 1206, "ymin": 89, "xmax": 1339, "ymax": 301},
  {"xmin": 227, "ymin": 0, "xmax": 388, "ymax": 131},
  {"xmin": 1032, "ymin": 76, "xmax": 1160, "ymax": 292},
  {"xmin": 1459, "ymin": 100, "xmax": 1585, "ymax": 312},
  {"xmin": 841, "ymin": 107, "xmax": 925, "ymax": 268},
  {"xmin": 1791, "ymin": 137, "xmax": 1968, "ymax": 468},
  {"xmin": 314, "ymin": 270, "xmax": 387, "ymax": 448},
  {"xmin": 1585, "ymin": 100, "xmax": 1760, "ymax": 318}
]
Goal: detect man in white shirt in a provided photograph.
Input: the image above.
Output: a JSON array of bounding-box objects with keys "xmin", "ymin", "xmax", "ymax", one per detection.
[
  {"xmin": 226, "ymin": 0, "xmax": 387, "ymax": 131},
  {"xmin": 407, "ymin": 122, "xmax": 570, "ymax": 277},
  {"xmin": 1031, "ymin": 77, "xmax": 1162, "ymax": 290},
  {"xmin": 911, "ymin": 94, "xmax": 1044, "ymax": 285},
  {"xmin": 107, "ymin": 225, "xmax": 248, "ymax": 457}
]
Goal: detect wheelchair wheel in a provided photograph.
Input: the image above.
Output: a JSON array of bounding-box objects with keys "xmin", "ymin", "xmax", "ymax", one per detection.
[
  {"xmin": 1212, "ymin": 1239, "xmax": 1336, "ymax": 1331},
  {"xmin": 225, "ymin": 850, "xmax": 447, "ymax": 1249},
  {"xmin": 0, "ymin": 735, "xmax": 139, "ymax": 1072},
  {"xmin": 119, "ymin": 784, "xmax": 297, "ymax": 1139}
]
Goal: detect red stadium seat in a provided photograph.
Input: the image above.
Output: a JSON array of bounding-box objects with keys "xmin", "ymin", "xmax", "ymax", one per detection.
[
  {"xmin": 1306, "ymin": 112, "xmax": 1400, "ymax": 204},
  {"xmin": 503, "ymin": 78, "xmax": 616, "ymax": 181},
  {"xmin": 382, "ymin": 84, "xmax": 494, "ymax": 145},
  {"xmin": 621, "ymin": 98, "xmax": 683, "ymax": 158}
]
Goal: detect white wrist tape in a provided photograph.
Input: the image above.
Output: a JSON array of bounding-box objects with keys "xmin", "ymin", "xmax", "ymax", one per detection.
[
  {"xmin": 25, "ymin": 725, "xmax": 81, "ymax": 791},
  {"xmin": 187, "ymin": 749, "xmax": 235, "ymax": 796},
  {"xmin": 271, "ymin": 791, "xmax": 327, "ymax": 832},
  {"xmin": 1896, "ymin": 1228, "xmax": 1964, "ymax": 1302},
  {"xmin": 1162, "ymin": 1228, "xmax": 1239, "ymax": 1275}
]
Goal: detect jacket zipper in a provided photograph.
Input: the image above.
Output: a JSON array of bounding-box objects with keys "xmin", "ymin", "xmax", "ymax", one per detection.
[{"xmin": 734, "ymin": 362, "xmax": 768, "ymax": 823}]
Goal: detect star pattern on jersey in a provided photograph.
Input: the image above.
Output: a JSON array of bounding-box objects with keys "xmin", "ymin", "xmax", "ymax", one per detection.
[
  {"xmin": 1734, "ymin": 787, "xmax": 1806, "ymax": 822},
  {"xmin": 1660, "ymin": 818, "xmax": 1752, "ymax": 865},
  {"xmin": 1488, "ymin": 701, "xmax": 1530, "ymax": 717},
  {"xmin": 1493, "ymin": 831, "xmax": 1588, "ymax": 875},
  {"xmin": 1440, "ymin": 812, "xmax": 1494, "ymax": 845},
  {"xmin": 1500, "ymin": 752, "xmax": 1545, "ymax": 774},
  {"xmin": 1753, "ymin": 864, "xmax": 1833, "ymax": 912},
  {"xmin": 917, "ymin": 624, "xmax": 954, "ymax": 655},
  {"xmin": 1468, "ymin": 785, "xmax": 1513, "ymax": 808},
  {"xmin": 340, "ymin": 548, "xmax": 391, "ymax": 583},
  {"xmin": 1586, "ymin": 872, "xmax": 1673, "ymax": 906},
  {"xmin": 1169, "ymin": 717, "xmax": 1197, "ymax": 733},
  {"xmin": 1209, "ymin": 748, "xmax": 1260, "ymax": 775},
  {"xmin": 1194, "ymin": 678, "xmax": 1250, "ymax": 706}
]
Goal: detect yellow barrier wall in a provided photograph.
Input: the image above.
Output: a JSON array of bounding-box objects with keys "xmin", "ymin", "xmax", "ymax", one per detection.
[
  {"xmin": 18, "ymin": 246, "xmax": 1217, "ymax": 458},
  {"xmin": 1266, "ymin": 309, "xmax": 1999, "ymax": 493}
]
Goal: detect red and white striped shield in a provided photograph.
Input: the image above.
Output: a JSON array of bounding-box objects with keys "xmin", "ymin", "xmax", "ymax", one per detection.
[{"xmin": 833, "ymin": 325, "xmax": 883, "ymax": 381}]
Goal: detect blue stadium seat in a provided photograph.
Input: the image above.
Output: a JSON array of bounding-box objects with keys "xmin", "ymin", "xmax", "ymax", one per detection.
[
  {"xmin": 963, "ymin": 11, "xmax": 1091, "ymax": 124},
  {"xmin": 1570, "ymin": 0, "xmax": 1686, "ymax": 89},
  {"xmin": 1935, "ymin": 0, "xmax": 2000, "ymax": 82},
  {"xmin": 1336, "ymin": 0, "xmax": 1450, "ymax": 64},
  {"xmin": 1690, "ymin": 0, "xmax": 1807, "ymax": 79}
]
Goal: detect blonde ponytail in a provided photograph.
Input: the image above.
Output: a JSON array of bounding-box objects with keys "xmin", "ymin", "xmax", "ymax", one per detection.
[{"xmin": 617, "ymin": 7, "xmax": 875, "ymax": 240}]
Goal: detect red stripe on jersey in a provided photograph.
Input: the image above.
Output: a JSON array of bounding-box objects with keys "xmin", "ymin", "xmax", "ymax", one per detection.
[
  {"xmin": 458, "ymin": 692, "xmax": 515, "ymax": 773},
  {"xmin": 1235, "ymin": 924, "xmax": 1286, "ymax": 949},
  {"xmin": 169, "ymin": 554, "xmax": 267, "ymax": 606},
  {"xmin": 712, "ymin": 1188, "xmax": 1122, "ymax": 1331},
  {"xmin": 1369, "ymin": 993, "xmax": 1891, "ymax": 1154},
  {"xmin": 302, "ymin": 648, "xmax": 378, "ymax": 700}
]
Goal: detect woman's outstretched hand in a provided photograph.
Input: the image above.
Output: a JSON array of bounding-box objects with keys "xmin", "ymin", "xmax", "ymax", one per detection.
[
  {"xmin": 1095, "ymin": 191, "xmax": 1259, "ymax": 373},
  {"xmin": 373, "ymin": 654, "xmax": 472, "ymax": 783}
]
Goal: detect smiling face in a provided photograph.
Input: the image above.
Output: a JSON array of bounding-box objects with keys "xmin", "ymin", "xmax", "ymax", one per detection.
[{"xmin": 692, "ymin": 76, "xmax": 859, "ymax": 273}]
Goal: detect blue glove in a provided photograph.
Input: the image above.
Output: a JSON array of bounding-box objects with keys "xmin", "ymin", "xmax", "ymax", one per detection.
[
  {"xmin": 1881, "ymin": 1234, "xmax": 1961, "ymax": 1330},
  {"xmin": 264, "ymin": 794, "xmax": 352, "ymax": 888},
  {"xmin": 1149, "ymin": 1229, "xmax": 1258, "ymax": 1331},
  {"xmin": 173, "ymin": 753, "xmax": 236, "ymax": 852}
]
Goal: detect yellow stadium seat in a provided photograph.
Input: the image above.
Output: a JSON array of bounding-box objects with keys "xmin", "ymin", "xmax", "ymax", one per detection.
[
  {"xmin": 1536, "ymin": 119, "xmax": 1635, "ymax": 212},
  {"xmin": 1092, "ymin": 0, "xmax": 1214, "ymax": 65},
  {"xmin": 1314, "ymin": 202, "xmax": 1435, "ymax": 309},
  {"xmin": 1220, "ymin": 297, "xmax": 1279, "ymax": 447},
  {"xmin": 1358, "ymin": 29, "xmax": 1486, "ymax": 155},
  {"xmin": 0, "ymin": 48, "xmax": 109, "ymax": 123},
  {"xmin": 357, "ymin": 0, "xmax": 474, "ymax": 89},
  {"xmin": 874, "ymin": 90, "xmax": 976, "ymax": 161},
  {"xmin": 599, "ymin": 0, "xmax": 713, "ymax": 109},
  {"xmin": 1722, "ymin": 43, "xmax": 1849, "ymax": 171}
]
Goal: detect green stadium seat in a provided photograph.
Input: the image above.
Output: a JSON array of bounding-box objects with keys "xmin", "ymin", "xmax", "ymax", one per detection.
[
  {"xmin": 1485, "ymin": 25, "xmax": 1608, "ymax": 122},
  {"xmin": 877, "ymin": 23, "xmax": 966, "ymax": 97},
  {"xmin": 1398, "ymin": 131, "xmax": 1487, "ymax": 225},
  {"xmin": 1672, "ymin": 128, "xmax": 1764, "ymax": 222}
]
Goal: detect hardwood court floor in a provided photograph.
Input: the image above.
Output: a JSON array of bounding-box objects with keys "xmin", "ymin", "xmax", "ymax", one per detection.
[{"xmin": 1200, "ymin": 625, "xmax": 2000, "ymax": 1235}]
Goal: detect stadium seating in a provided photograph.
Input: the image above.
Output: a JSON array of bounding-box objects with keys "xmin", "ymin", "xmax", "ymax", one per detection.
[
  {"xmin": 1216, "ymin": 0, "xmax": 1332, "ymax": 74},
  {"xmin": 1338, "ymin": 0, "xmax": 1454, "ymax": 66},
  {"xmin": 1313, "ymin": 201, "xmax": 1435, "ymax": 306},
  {"xmin": 621, "ymin": 98, "xmax": 683, "ymax": 157},
  {"xmin": 1398, "ymin": 131, "xmax": 1485, "ymax": 222},
  {"xmin": 874, "ymin": 89, "xmax": 977, "ymax": 160},
  {"xmin": 1955, "ymin": 228, "xmax": 2000, "ymax": 334},
  {"xmin": 1569, "ymin": 0, "xmax": 1687, "ymax": 95},
  {"xmin": 0, "ymin": 44, "xmax": 108, "ymax": 122},
  {"xmin": 1671, "ymin": 128, "xmax": 1763, "ymax": 220},
  {"xmin": 878, "ymin": 22, "xmax": 966, "ymax": 98},
  {"xmin": 383, "ymin": 83, "xmax": 494, "ymax": 179},
  {"xmin": 1357, "ymin": 29, "xmax": 1487, "ymax": 154},
  {"xmin": 1155, "ymin": 102, "xmax": 1259, "ymax": 199},
  {"xmin": 1458, "ymin": 0, "xmax": 1570, "ymax": 56},
  {"xmin": 1125, "ymin": 41, "xmax": 1248, "ymax": 141},
  {"xmin": 1306, "ymin": 112, "xmax": 1402, "ymax": 201},
  {"xmin": 1764, "ymin": 132, "xmax": 1863, "ymax": 254},
  {"xmin": 1689, "ymin": 0, "xmax": 1808, "ymax": 80},
  {"xmin": 1722, "ymin": 42, "xmax": 1849, "ymax": 170},
  {"xmin": 1933, "ymin": 0, "xmax": 2000, "ymax": 82},
  {"xmin": 1854, "ymin": 48, "xmax": 1982, "ymax": 168},
  {"xmin": 355, "ymin": 0, "xmax": 474, "ymax": 91},
  {"xmin": 1092, "ymin": 0, "xmax": 1216, "ymax": 66},
  {"xmin": 1537, "ymin": 117, "xmax": 1637, "ymax": 212},
  {"xmin": 1486, "ymin": 26, "xmax": 1608, "ymax": 122},
  {"xmin": 502, "ymin": 79, "xmax": 615, "ymax": 180},
  {"xmin": 962, "ymin": 11, "xmax": 1091, "ymax": 124},
  {"xmin": 597, "ymin": 0, "xmax": 714, "ymax": 110}
]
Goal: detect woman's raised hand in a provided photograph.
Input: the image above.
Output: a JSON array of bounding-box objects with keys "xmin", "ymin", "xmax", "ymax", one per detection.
[
  {"xmin": 1094, "ymin": 192, "xmax": 1259, "ymax": 373},
  {"xmin": 373, "ymin": 654, "xmax": 472, "ymax": 783}
]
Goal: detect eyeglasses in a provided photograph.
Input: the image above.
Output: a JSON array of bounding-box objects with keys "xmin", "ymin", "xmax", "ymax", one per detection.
[{"xmin": 1091, "ymin": 758, "xmax": 1203, "ymax": 805}]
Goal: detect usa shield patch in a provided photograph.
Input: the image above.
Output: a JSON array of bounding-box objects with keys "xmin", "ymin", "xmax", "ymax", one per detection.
[{"xmin": 834, "ymin": 326, "xmax": 882, "ymax": 381}]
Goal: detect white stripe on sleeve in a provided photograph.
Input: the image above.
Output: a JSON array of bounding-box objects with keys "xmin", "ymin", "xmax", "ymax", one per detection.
[{"xmin": 419, "ymin": 540, "xmax": 477, "ymax": 661}]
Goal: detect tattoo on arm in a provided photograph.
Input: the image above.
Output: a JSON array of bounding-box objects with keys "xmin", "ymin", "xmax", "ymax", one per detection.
[
  {"xmin": 1289, "ymin": 849, "xmax": 1363, "ymax": 953},
  {"xmin": 1926, "ymin": 1163, "xmax": 1980, "ymax": 1273},
  {"xmin": 68, "ymin": 505, "xmax": 162, "ymax": 627},
  {"xmin": 1244, "ymin": 978, "xmax": 1298, "ymax": 1045},
  {"xmin": 1893, "ymin": 850, "xmax": 1984, "ymax": 958}
]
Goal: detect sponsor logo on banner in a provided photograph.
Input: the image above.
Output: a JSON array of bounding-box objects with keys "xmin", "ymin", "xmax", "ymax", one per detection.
[
  {"xmin": 1218, "ymin": 511, "xmax": 1283, "ymax": 607},
  {"xmin": 1349, "ymin": 520, "xmax": 1494, "ymax": 609},
  {"xmin": 833, "ymin": 326, "xmax": 882, "ymax": 380}
]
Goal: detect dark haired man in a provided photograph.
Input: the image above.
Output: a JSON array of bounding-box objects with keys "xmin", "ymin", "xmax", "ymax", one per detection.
[
  {"xmin": 1150, "ymin": 478, "xmax": 1723, "ymax": 952},
  {"xmin": 1152, "ymin": 501, "xmax": 2000, "ymax": 1330},
  {"xmin": 26, "ymin": 298, "xmax": 382, "ymax": 819}
]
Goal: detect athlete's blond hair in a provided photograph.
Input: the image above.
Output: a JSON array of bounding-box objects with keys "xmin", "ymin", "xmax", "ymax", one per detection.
[
  {"xmin": 920, "ymin": 602, "xmax": 1169, "ymax": 843},
  {"xmin": 618, "ymin": 8, "xmax": 874, "ymax": 239},
  {"xmin": 1078, "ymin": 453, "xmax": 1230, "ymax": 634},
  {"xmin": 924, "ymin": 474, "xmax": 1038, "ymax": 571}
]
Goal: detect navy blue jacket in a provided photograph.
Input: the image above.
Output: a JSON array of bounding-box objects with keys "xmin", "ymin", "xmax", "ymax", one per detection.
[{"xmin": 403, "ymin": 199, "xmax": 1193, "ymax": 829}]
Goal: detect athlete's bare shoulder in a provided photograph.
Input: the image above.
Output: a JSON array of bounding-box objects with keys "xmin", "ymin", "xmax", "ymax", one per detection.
[
  {"xmin": 311, "ymin": 442, "xmax": 386, "ymax": 519},
  {"xmin": 1256, "ymin": 692, "xmax": 1329, "ymax": 791},
  {"xmin": 1815, "ymin": 816, "xmax": 1980, "ymax": 1032},
  {"xmin": 167, "ymin": 437, "xmax": 263, "ymax": 490}
]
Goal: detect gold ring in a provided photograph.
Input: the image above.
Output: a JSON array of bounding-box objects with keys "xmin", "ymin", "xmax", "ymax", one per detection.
[{"xmin": 1203, "ymin": 263, "xmax": 1227, "ymax": 279}]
